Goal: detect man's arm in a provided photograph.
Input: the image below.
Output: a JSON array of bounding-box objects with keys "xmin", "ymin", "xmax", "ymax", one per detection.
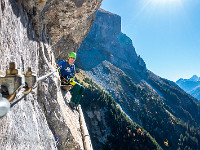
[
  {"xmin": 71, "ymin": 65, "xmax": 75, "ymax": 77},
  {"xmin": 57, "ymin": 60, "xmax": 64, "ymax": 68}
]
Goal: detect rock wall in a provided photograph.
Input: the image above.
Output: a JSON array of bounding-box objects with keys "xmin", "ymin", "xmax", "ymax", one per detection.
[
  {"xmin": 22, "ymin": 0, "xmax": 102, "ymax": 60},
  {"xmin": 0, "ymin": 0, "xmax": 56, "ymax": 149},
  {"xmin": 77, "ymin": 9, "xmax": 146, "ymax": 77},
  {"xmin": 0, "ymin": 0, "xmax": 102, "ymax": 149},
  {"xmin": 76, "ymin": 10, "xmax": 149, "ymax": 117},
  {"xmin": 84, "ymin": 107, "xmax": 111, "ymax": 150}
]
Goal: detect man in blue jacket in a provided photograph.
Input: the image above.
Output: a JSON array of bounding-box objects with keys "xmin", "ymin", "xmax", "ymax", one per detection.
[{"xmin": 57, "ymin": 52, "xmax": 85, "ymax": 109}]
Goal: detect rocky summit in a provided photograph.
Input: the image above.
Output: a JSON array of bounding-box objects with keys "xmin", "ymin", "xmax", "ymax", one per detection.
[
  {"xmin": 176, "ymin": 75, "xmax": 200, "ymax": 100},
  {"xmin": 77, "ymin": 9, "xmax": 146, "ymax": 80}
]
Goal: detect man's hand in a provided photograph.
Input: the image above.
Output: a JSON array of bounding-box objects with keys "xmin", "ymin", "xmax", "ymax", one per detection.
[
  {"xmin": 57, "ymin": 65, "xmax": 62, "ymax": 69},
  {"xmin": 69, "ymin": 78, "xmax": 74, "ymax": 82}
]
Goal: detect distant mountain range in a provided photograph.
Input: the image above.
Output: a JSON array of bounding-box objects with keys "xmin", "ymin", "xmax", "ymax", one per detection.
[{"xmin": 176, "ymin": 75, "xmax": 200, "ymax": 100}]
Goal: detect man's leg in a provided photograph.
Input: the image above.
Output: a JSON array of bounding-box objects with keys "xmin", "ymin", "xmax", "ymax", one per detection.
[
  {"xmin": 70, "ymin": 82, "xmax": 85, "ymax": 104},
  {"xmin": 70, "ymin": 83, "xmax": 80, "ymax": 104},
  {"xmin": 75, "ymin": 85, "xmax": 85, "ymax": 105}
]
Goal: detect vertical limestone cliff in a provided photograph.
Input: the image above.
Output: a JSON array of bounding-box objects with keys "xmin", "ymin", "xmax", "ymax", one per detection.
[
  {"xmin": 77, "ymin": 9, "xmax": 146, "ymax": 79},
  {"xmin": 0, "ymin": 0, "xmax": 102, "ymax": 149}
]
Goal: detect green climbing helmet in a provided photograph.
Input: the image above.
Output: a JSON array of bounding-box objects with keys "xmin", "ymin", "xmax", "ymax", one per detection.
[{"xmin": 68, "ymin": 52, "xmax": 76, "ymax": 59}]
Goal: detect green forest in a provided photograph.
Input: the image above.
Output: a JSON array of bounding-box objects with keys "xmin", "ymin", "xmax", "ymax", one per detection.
[
  {"xmin": 80, "ymin": 77, "xmax": 161, "ymax": 150},
  {"xmin": 77, "ymin": 72, "xmax": 200, "ymax": 150}
]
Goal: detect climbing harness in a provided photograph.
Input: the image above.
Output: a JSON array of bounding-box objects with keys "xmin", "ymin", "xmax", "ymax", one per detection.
[
  {"xmin": 58, "ymin": 70, "xmax": 73, "ymax": 91},
  {"xmin": 57, "ymin": 61, "xmax": 75, "ymax": 91}
]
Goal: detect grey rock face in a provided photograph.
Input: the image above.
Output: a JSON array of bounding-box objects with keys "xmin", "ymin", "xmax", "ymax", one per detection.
[
  {"xmin": 0, "ymin": 0, "xmax": 38, "ymax": 72},
  {"xmin": 0, "ymin": 2, "xmax": 57, "ymax": 148},
  {"xmin": 19, "ymin": 0, "xmax": 102, "ymax": 60},
  {"xmin": 0, "ymin": 91, "xmax": 57, "ymax": 150},
  {"xmin": 84, "ymin": 107, "xmax": 111, "ymax": 150},
  {"xmin": 0, "ymin": 0, "xmax": 101, "ymax": 149},
  {"xmin": 85, "ymin": 60, "xmax": 142, "ymax": 124},
  {"xmin": 76, "ymin": 10, "xmax": 150, "ymax": 130}
]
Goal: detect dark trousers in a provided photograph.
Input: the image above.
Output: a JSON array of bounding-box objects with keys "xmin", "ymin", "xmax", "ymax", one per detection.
[{"xmin": 71, "ymin": 82, "xmax": 85, "ymax": 105}]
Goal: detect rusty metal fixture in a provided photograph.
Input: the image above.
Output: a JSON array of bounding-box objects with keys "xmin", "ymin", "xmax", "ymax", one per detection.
[
  {"xmin": 6, "ymin": 62, "xmax": 18, "ymax": 76},
  {"xmin": 0, "ymin": 62, "xmax": 25, "ymax": 102},
  {"xmin": 23, "ymin": 67, "xmax": 37, "ymax": 94}
]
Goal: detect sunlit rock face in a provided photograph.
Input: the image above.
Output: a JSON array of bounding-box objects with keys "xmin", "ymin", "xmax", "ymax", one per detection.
[
  {"xmin": 77, "ymin": 9, "xmax": 148, "ymax": 126},
  {"xmin": 77, "ymin": 9, "xmax": 146, "ymax": 79},
  {"xmin": 0, "ymin": 0, "xmax": 101, "ymax": 149}
]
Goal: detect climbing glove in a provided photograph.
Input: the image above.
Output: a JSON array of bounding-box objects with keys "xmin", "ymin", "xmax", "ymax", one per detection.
[{"xmin": 69, "ymin": 78, "xmax": 74, "ymax": 82}]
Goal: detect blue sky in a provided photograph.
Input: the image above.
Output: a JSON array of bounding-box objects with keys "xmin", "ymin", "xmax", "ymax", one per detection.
[{"xmin": 101, "ymin": 0, "xmax": 200, "ymax": 81}]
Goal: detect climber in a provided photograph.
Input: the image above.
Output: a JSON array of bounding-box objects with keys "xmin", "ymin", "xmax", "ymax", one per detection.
[{"xmin": 57, "ymin": 52, "xmax": 85, "ymax": 110}]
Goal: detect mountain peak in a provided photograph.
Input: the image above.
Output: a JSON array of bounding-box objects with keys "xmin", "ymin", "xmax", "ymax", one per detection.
[
  {"xmin": 176, "ymin": 75, "xmax": 200, "ymax": 99},
  {"xmin": 189, "ymin": 75, "xmax": 199, "ymax": 82}
]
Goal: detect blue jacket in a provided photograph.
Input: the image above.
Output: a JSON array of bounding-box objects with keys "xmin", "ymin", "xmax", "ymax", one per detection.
[{"xmin": 58, "ymin": 60, "xmax": 75, "ymax": 78}]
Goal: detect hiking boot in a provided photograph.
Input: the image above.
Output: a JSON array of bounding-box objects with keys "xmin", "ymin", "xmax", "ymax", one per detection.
[{"xmin": 69, "ymin": 102, "xmax": 75, "ymax": 110}]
